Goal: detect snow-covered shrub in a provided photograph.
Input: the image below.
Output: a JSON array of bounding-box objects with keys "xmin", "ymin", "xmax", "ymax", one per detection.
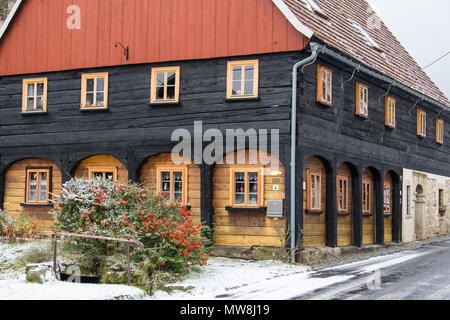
[
  {"xmin": 51, "ymin": 178, "xmax": 210, "ymax": 276},
  {"xmin": 0, "ymin": 211, "xmax": 37, "ymax": 243},
  {"xmin": 0, "ymin": 211, "xmax": 13, "ymax": 238}
]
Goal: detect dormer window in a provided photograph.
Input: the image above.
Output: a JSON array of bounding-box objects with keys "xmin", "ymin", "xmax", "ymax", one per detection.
[{"xmin": 348, "ymin": 19, "xmax": 382, "ymax": 52}]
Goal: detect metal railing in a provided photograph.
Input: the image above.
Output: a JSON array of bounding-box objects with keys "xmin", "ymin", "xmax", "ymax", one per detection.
[{"xmin": 36, "ymin": 231, "xmax": 143, "ymax": 285}]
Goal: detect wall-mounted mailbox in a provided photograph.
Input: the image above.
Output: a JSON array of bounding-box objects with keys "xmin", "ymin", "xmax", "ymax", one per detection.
[{"xmin": 267, "ymin": 199, "xmax": 284, "ymax": 218}]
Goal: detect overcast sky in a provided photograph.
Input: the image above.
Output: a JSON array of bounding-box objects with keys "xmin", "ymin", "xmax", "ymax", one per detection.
[{"xmin": 367, "ymin": 0, "xmax": 450, "ymax": 100}]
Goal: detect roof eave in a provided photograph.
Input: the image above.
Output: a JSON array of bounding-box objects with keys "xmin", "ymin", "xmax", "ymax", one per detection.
[
  {"xmin": 0, "ymin": 0, "xmax": 24, "ymax": 41},
  {"xmin": 272, "ymin": 0, "xmax": 314, "ymax": 39}
]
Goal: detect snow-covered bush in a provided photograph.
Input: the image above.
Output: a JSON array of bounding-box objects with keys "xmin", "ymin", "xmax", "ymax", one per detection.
[
  {"xmin": 51, "ymin": 178, "xmax": 210, "ymax": 276},
  {"xmin": 0, "ymin": 211, "xmax": 37, "ymax": 242}
]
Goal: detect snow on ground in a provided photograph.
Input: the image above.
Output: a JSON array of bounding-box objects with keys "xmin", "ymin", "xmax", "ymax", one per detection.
[
  {"xmin": 151, "ymin": 250, "xmax": 427, "ymax": 300},
  {"xmin": 0, "ymin": 277, "xmax": 148, "ymax": 300},
  {"xmin": 0, "ymin": 241, "xmax": 34, "ymax": 280},
  {"xmin": 1, "ymin": 241, "xmax": 427, "ymax": 300},
  {"xmin": 0, "ymin": 241, "xmax": 149, "ymax": 300},
  {"xmin": 151, "ymin": 257, "xmax": 352, "ymax": 300}
]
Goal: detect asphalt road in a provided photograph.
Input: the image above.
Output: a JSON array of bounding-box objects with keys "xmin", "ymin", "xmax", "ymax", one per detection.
[{"xmin": 294, "ymin": 239, "xmax": 450, "ymax": 300}]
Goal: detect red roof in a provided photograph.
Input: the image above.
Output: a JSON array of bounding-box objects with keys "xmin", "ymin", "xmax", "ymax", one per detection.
[{"xmin": 283, "ymin": 0, "xmax": 450, "ymax": 106}]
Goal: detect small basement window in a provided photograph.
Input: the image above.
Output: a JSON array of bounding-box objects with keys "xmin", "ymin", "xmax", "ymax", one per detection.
[
  {"xmin": 356, "ymin": 83, "xmax": 369, "ymax": 117},
  {"xmin": 22, "ymin": 78, "xmax": 47, "ymax": 113},
  {"xmin": 151, "ymin": 66, "xmax": 181, "ymax": 104},
  {"xmin": 436, "ymin": 118, "xmax": 444, "ymax": 144},
  {"xmin": 227, "ymin": 60, "xmax": 259, "ymax": 99},
  {"xmin": 385, "ymin": 96, "xmax": 396, "ymax": 128},
  {"xmin": 157, "ymin": 167, "xmax": 188, "ymax": 204},
  {"xmin": 26, "ymin": 168, "xmax": 51, "ymax": 204},
  {"xmin": 417, "ymin": 109, "xmax": 427, "ymax": 137},
  {"xmin": 317, "ymin": 65, "xmax": 332, "ymax": 105},
  {"xmin": 88, "ymin": 167, "xmax": 117, "ymax": 181},
  {"xmin": 230, "ymin": 168, "xmax": 263, "ymax": 207},
  {"xmin": 348, "ymin": 19, "xmax": 382, "ymax": 52},
  {"xmin": 81, "ymin": 73, "xmax": 108, "ymax": 109}
]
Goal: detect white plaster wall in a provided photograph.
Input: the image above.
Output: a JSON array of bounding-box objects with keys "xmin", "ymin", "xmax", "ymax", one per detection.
[
  {"xmin": 402, "ymin": 169, "xmax": 450, "ymax": 242},
  {"xmin": 402, "ymin": 169, "xmax": 416, "ymax": 243}
]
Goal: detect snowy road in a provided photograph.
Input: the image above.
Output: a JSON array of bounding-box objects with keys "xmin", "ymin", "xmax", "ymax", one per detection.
[{"xmin": 154, "ymin": 240, "xmax": 450, "ymax": 300}]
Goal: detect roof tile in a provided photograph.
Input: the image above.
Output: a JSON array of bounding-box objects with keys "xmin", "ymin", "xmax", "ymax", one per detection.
[{"xmin": 283, "ymin": 0, "xmax": 449, "ymax": 106}]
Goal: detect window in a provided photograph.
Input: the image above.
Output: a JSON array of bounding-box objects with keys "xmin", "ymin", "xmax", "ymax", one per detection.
[
  {"xmin": 22, "ymin": 78, "xmax": 47, "ymax": 113},
  {"xmin": 230, "ymin": 168, "xmax": 263, "ymax": 207},
  {"xmin": 227, "ymin": 60, "xmax": 259, "ymax": 99},
  {"xmin": 25, "ymin": 168, "xmax": 50, "ymax": 204},
  {"xmin": 439, "ymin": 189, "xmax": 444, "ymax": 207},
  {"xmin": 356, "ymin": 83, "xmax": 369, "ymax": 117},
  {"xmin": 362, "ymin": 179, "xmax": 372, "ymax": 213},
  {"xmin": 348, "ymin": 19, "xmax": 382, "ymax": 52},
  {"xmin": 385, "ymin": 96, "xmax": 396, "ymax": 128},
  {"xmin": 307, "ymin": 170, "xmax": 322, "ymax": 211},
  {"xmin": 337, "ymin": 175, "xmax": 349, "ymax": 212},
  {"xmin": 151, "ymin": 66, "xmax": 180, "ymax": 103},
  {"xmin": 157, "ymin": 167, "xmax": 188, "ymax": 204},
  {"xmin": 81, "ymin": 73, "xmax": 108, "ymax": 109},
  {"xmin": 88, "ymin": 167, "xmax": 117, "ymax": 181},
  {"xmin": 417, "ymin": 109, "xmax": 427, "ymax": 137},
  {"xmin": 384, "ymin": 183, "xmax": 392, "ymax": 214},
  {"xmin": 317, "ymin": 66, "xmax": 332, "ymax": 105},
  {"xmin": 406, "ymin": 185, "xmax": 411, "ymax": 216},
  {"xmin": 436, "ymin": 118, "xmax": 444, "ymax": 144}
]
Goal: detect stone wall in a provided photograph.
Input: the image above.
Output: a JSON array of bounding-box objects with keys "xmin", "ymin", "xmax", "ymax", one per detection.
[{"xmin": 402, "ymin": 169, "xmax": 450, "ymax": 242}]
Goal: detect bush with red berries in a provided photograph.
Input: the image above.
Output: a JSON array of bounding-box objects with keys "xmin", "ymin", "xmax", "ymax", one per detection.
[{"xmin": 51, "ymin": 178, "xmax": 210, "ymax": 276}]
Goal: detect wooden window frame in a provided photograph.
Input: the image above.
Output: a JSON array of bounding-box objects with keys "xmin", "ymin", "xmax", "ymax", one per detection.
[
  {"xmin": 383, "ymin": 183, "xmax": 392, "ymax": 214},
  {"xmin": 229, "ymin": 168, "xmax": 264, "ymax": 208},
  {"xmin": 156, "ymin": 167, "xmax": 188, "ymax": 204},
  {"xmin": 150, "ymin": 66, "xmax": 181, "ymax": 104},
  {"xmin": 226, "ymin": 60, "xmax": 259, "ymax": 99},
  {"xmin": 356, "ymin": 82, "xmax": 369, "ymax": 118},
  {"xmin": 307, "ymin": 169, "xmax": 322, "ymax": 211},
  {"xmin": 81, "ymin": 73, "xmax": 109, "ymax": 110},
  {"xmin": 25, "ymin": 167, "xmax": 51, "ymax": 204},
  {"xmin": 337, "ymin": 175, "xmax": 349, "ymax": 213},
  {"xmin": 317, "ymin": 65, "xmax": 332, "ymax": 106},
  {"xmin": 385, "ymin": 96, "xmax": 396, "ymax": 128},
  {"xmin": 417, "ymin": 109, "xmax": 427, "ymax": 137},
  {"xmin": 436, "ymin": 118, "xmax": 444, "ymax": 144},
  {"xmin": 22, "ymin": 78, "xmax": 48, "ymax": 113},
  {"xmin": 362, "ymin": 179, "xmax": 372, "ymax": 213},
  {"xmin": 88, "ymin": 167, "xmax": 118, "ymax": 182}
]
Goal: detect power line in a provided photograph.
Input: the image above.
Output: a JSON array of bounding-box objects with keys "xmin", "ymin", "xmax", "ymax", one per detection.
[{"xmin": 422, "ymin": 50, "xmax": 450, "ymax": 69}]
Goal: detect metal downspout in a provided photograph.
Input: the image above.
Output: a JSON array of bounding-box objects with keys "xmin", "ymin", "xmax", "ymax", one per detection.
[{"xmin": 290, "ymin": 43, "xmax": 321, "ymax": 263}]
